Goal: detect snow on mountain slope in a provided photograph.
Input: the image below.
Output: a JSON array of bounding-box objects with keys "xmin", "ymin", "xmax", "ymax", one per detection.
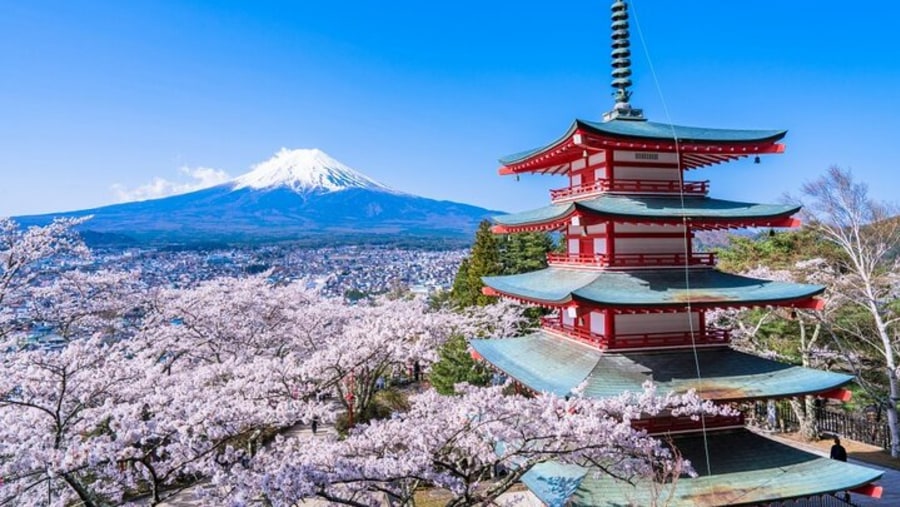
[{"xmin": 232, "ymin": 148, "xmax": 393, "ymax": 193}]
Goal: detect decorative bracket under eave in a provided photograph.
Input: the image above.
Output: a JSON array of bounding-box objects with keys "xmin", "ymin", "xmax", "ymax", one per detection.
[
  {"xmin": 851, "ymin": 484, "xmax": 884, "ymax": 499},
  {"xmin": 793, "ymin": 297, "xmax": 826, "ymax": 311},
  {"xmin": 819, "ymin": 387, "xmax": 853, "ymax": 402}
]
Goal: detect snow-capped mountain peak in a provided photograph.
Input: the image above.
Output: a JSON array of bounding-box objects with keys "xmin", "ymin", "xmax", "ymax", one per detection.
[{"xmin": 232, "ymin": 148, "xmax": 391, "ymax": 193}]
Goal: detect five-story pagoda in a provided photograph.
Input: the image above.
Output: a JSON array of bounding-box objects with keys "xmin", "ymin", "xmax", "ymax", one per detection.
[{"xmin": 471, "ymin": 1, "xmax": 885, "ymax": 505}]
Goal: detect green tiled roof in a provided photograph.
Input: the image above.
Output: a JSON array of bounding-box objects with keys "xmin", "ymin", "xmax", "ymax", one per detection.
[
  {"xmin": 523, "ymin": 430, "xmax": 882, "ymax": 506},
  {"xmin": 580, "ymin": 119, "xmax": 786, "ymax": 143},
  {"xmin": 471, "ymin": 332, "xmax": 853, "ymax": 400},
  {"xmin": 482, "ymin": 268, "xmax": 824, "ymax": 308},
  {"xmin": 499, "ymin": 119, "xmax": 786, "ymax": 165},
  {"xmin": 492, "ymin": 195, "xmax": 800, "ymax": 227}
]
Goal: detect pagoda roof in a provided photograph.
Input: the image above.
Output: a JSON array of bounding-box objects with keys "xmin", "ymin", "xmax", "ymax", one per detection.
[
  {"xmin": 523, "ymin": 429, "xmax": 882, "ymax": 507},
  {"xmin": 501, "ymin": 119, "xmax": 786, "ymax": 165},
  {"xmin": 491, "ymin": 195, "xmax": 800, "ymax": 232},
  {"xmin": 482, "ymin": 268, "xmax": 823, "ymax": 309},
  {"xmin": 499, "ymin": 119, "xmax": 786, "ymax": 174},
  {"xmin": 470, "ymin": 331, "xmax": 852, "ymax": 401}
]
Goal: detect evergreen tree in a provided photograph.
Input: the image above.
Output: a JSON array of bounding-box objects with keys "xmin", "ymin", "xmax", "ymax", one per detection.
[
  {"xmin": 467, "ymin": 221, "xmax": 503, "ymax": 306},
  {"xmin": 449, "ymin": 221, "xmax": 502, "ymax": 307},
  {"xmin": 450, "ymin": 222, "xmax": 556, "ymax": 308},
  {"xmin": 449, "ymin": 257, "xmax": 473, "ymax": 306},
  {"xmin": 429, "ymin": 335, "xmax": 492, "ymax": 395},
  {"xmin": 502, "ymin": 232, "xmax": 553, "ymax": 274}
]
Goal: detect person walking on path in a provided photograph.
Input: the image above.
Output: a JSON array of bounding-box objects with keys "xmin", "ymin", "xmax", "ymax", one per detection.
[{"xmin": 311, "ymin": 415, "xmax": 319, "ymax": 435}]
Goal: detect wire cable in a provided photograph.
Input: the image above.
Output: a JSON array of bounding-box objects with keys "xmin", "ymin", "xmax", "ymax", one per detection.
[{"xmin": 629, "ymin": 0, "xmax": 712, "ymax": 476}]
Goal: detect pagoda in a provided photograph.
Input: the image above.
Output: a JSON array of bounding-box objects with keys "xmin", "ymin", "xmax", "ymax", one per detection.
[{"xmin": 471, "ymin": 1, "xmax": 885, "ymax": 505}]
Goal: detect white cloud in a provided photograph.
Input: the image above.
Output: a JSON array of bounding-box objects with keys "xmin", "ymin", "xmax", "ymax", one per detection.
[{"xmin": 111, "ymin": 166, "xmax": 232, "ymax": 203}]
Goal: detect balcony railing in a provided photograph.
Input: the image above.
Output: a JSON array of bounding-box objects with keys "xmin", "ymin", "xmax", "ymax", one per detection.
[
  {"xmin": 547, "ymin": 252, "xmax": 716, "ymax": 268},
  {"xmin": 550, "ymin": 178, "xmax": 709, "ymax": 202},
  {"xmin": 541, "ymin": 318, "xmax": 730, "ymax": 350}
]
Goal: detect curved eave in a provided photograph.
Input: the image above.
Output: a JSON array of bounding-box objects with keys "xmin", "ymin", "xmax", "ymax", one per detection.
[
  {"xmin": 491, "ymin": 196, "xmax": 801, "ymax": 233},
  {"xmin": 577, "ymin": 196, "xmax": 801, "ymax": 224},
  {"xmin": 577, "ymin": 119, "xmax": 786, "ymax": 144},
  {"xmin": 498, "ymin": 119, "xmax": 786, "ymax": 175},
  {"xmin": 482, "ymin": 269, "xmax": 596, "ymax": 305},
  {"xmin": 481, "ymin": 268, "xmax": 824, "ymax": 310},
  {"xmin": 471, "ymin": 332, "xmax": 853, "ymax": 402},
  {"xmin": 490, "ymin": 202, "xmax": 575, "ymax": 233},
  {"xmin": 572, "ymin": 269, "xmax": 824, "ymax": 309},
  {"xmin": 499, "ymin": 122, "xmax": 580, "ymax": 168},
  {"xmin": 524, "ymin": 430, "xmax": 883, "ymax": 507}
]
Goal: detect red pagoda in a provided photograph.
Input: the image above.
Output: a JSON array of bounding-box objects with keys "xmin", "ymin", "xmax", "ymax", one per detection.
[{"xmin": 471, "ymin": 1, "xmax": 885, "ymax": 505}]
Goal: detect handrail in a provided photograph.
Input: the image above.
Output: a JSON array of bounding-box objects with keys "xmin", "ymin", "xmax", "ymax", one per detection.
[
  {"xmin": 550, "ymin": 178, "xmax": 709, "ymax": 202},
  {"xmin": 547, "ymin": 252, "xmax": 716, "ymax": 268},
  {"xmin": 541, "ymin": 318, "xmax": 730, "ymax": 349}
]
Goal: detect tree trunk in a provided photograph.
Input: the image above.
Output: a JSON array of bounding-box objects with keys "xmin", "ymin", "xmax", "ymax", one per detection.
[
  {"xmin": 62, "ymin": 473, "xmax": 97, "ymax": 507},
  {"xmin": 790, "ymin": 396, "xmax": 820, "ymax": 441},
  {"xmin": 872, "ymin": 302, "xmax": 900, "ymax": 457},
  {"xmin": 885, "ymin": 369, "xmax": 900, "ymax": 457}
]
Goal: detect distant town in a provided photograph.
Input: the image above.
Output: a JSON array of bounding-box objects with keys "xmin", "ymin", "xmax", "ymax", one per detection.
[{"xmin": 92, "ymin": 244, "xmax": 467, "ymax": 298}]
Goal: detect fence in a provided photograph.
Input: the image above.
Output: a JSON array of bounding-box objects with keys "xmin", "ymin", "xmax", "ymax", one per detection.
[
  {"xmin": 751, "ymin": 400, "xmax": 892, "ymax": 450},
  {"xmin": 773, "ymin": 494, "xmax": 854, "ymax": 506}
]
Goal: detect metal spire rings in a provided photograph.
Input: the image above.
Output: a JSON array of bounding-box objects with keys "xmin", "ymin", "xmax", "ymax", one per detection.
[{"xmin": 604, "ymin": 0, "xmax": 644, "ymax": 121}]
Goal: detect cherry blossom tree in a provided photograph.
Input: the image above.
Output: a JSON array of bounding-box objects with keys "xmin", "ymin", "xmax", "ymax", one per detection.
[
  {"xmin": 0, "ymin": 335, "xmax": 149, "ymax": 505},
  {"xmin": 0, "ymin": 217, "xmax": 90, "ymax": 341},
  {"xmin": 0, "ymin": 219, "xmax": 156, "ymax": 505},
  {"xmin": 207, "ymin": 383, "xmax": 725, "ymax": 507}
]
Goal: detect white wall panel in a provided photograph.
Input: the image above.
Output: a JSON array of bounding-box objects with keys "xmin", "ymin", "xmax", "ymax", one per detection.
[
  {"xmin": 615, "ymin": 312, "xmax": 700, "ymax": 335},
  {"xmin": 589, "ymin": 152, "xmax": 606, "ymax": 166},
  {"xmin": 615, "ymin": 237, "xmax": 688, "ymax": 254},
  {"xmin": 615, "ymin": 223, "xmax": 686, "ymax": 234},
  {"xmin": 590, "ymin": 312, "xmax": 605, "ymax": 334},
  {"xmin": 615, "ymin": 166, "xmax": 680, "ymax": 181}
]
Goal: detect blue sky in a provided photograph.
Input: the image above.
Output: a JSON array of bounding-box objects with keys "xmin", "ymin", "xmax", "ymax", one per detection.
[{"xmin": 1, "ymin": 0, "xmax": 899, "ymax": 217}]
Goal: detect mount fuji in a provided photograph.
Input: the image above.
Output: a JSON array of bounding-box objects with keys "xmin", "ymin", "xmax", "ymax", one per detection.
[{"xmin": 16, "ymin": 149, "xmax": 499, "ymax": 246}]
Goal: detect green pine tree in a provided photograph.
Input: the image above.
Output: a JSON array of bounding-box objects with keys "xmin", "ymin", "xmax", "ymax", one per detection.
[
  {"xmin": 501, "ymin": 232, "xmax": 553, "ymax": 274},
  {"xmin": 450, "ymin": 222, "xmax": 556, "ymax": 307},
  {"xmin": 449, "ymin": 221, "xmax": 502, "ymax": 307},
  {"xmin": 449, "ymin": 257, "xmax": 472, "ymax": 305},
  {"xmin": 468, "ymin": 221, "xmax": 503, "ymax": 306},
  {"xmin": 429, "ymin": 335, "xmax": 492, "ymax": 395}
]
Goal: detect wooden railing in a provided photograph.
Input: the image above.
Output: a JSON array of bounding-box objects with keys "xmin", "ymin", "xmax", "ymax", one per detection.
[
  {"xmin": 550, "ymin": 178, "xmax": 709, "ymax": 201},
  {"xmin": 541, "ymin": 318, "xmax": 731, "ymax": 349},
  {"xmin": 752, "ymin": 400, "xmax": 892, "ymax": 451},
  {"xmin": 547, "ymin": 252, "xmax": 716, "ymax": 268}
]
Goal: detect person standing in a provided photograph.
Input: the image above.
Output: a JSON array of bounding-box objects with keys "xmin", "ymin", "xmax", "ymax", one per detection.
[
  {"xmin": 311, "ymin": 415, "xmax": 319, "ymax": 435},
  {"xmin": 830, "ymin": 436, "xmax": 848, "ymax": 462}
]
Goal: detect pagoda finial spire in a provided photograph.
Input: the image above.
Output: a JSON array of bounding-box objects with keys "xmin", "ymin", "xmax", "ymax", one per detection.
[{"xmin": 604, "ymin": 0, "xmax": 644, "ymax": 122}]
